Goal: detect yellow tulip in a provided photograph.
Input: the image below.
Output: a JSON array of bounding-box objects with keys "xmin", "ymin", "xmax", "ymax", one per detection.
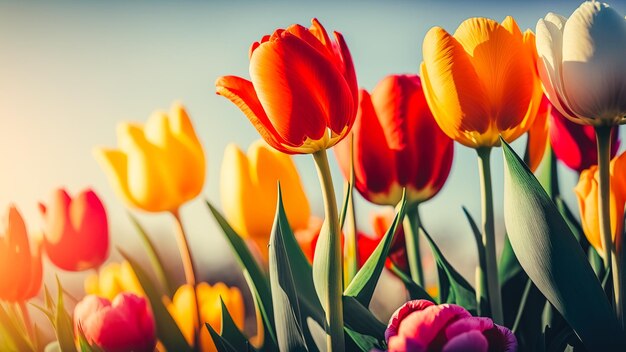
[
  {"xmin": 420, "ymin": 16, "xmax": 543, "ymax": 148},
  {"xmin": 220, "ymin": 140, "xmax": 310, "ymax": 260},
  {"xmin": 94, "ymin": 102, "xmax": 205, "ymax": 212},
  {"xmin": 165, "ymin": 282, "xmax": 244, "ymax": 352},
  {"xmin": 575, "ymin": 152, "xmax": 626, "ymax": 256},
  {"xmin": 84, "ymin": 261, "xmax": 144, "ymax": 301}
]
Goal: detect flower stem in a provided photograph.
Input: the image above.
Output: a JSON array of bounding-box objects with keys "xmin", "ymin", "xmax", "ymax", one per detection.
[
  {"xmin": 403, "ymin": 205, "xmax": 425, "ymax": 287},
  {"xmin": 476, "ymin": 147, "xmax": 503, "ymax": 325},
  {"xmin": 312, "ymin": 150, "xmax": 345, "ymax": 352},
  {"xmin": 344, "ymin": 133, "xmax": 359, "ymax": 284},
  {"xmin": 170, "ymin": 209, "xmax": 202, "ymax": 349},
  {"xmin": 595, "ymin": 125, "xmax": 620, "ymax": 322}
]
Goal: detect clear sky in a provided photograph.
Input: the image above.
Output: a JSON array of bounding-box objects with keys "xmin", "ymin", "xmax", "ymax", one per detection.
[{"xmin": 1, "ymin": 0, "xmax": 625, "ymax": 294}]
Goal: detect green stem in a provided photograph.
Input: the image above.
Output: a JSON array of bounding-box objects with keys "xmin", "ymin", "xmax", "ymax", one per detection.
[
  {"xmin": 171, "ymin": 210, "xmax": 202, "ymax": 350},
  {"xmin": 595, "ymin": 126, "xmax": 620, "ymax": 323},
  {"xmin": 345, "ymin": 133, "xmax": 359, "ymax": 284},
  {"xmin": 312, "ymin": 150, "xmax": 345, "ymax": 352},
  {"xmin": 403, "ymin": 206, "xmax": 425, "ymax": 287},
  {"xmin": 477, "ymin": 147, "xmax": 503, "ymax": 325}
]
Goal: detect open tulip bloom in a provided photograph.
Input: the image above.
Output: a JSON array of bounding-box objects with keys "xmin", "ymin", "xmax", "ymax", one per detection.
[{"xmin": 8, "ymin": 2, "xmax": 626, "ymax": 352}]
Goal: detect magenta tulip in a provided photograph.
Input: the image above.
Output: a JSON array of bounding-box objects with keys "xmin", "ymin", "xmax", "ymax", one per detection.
[{"xmin": 385, "ymin": 300, "xmax": 517, "ymax": 352}]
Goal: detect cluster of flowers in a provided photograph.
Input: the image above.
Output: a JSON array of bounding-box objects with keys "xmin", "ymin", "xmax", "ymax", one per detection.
[{"xmin": 3, "ymin": 1, "xmax": 626, "ymax": 351}]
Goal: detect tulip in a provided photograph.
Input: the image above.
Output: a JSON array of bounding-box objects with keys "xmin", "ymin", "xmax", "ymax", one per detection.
[
  {"xmin": 536, "ymin": 2, "xmax": 626, "ymax": 126},
  {"xmin": 84, "ymin": 261, "xmax": 143, "ymax": 301},
  {"xmin": 575, "ymin": 152, "xmax": 626, "ymax": 256},
  {"xmin": 0, "ymin": 206, "xmax": 42, "ymax": 302},
  {"xmin": 39, "ymin": 188, "xmax": 108, "ymax": 271},
  {"xmin": 166, "ymin": 282, "xmax": 245, "ymax": 352},
  {"xmin": 525, "ymin": 95, "xmax": 551, "ymax": 173},
  {"xmin": 334, "ymin": 75, "xmax": 454, "ymax": 207},
  {"xmin": 421, "ymin": 16, "xmax": 543, "ymax": 148},
  {"xmin": 221, "ymin": 140, "xmax": 310, "ymax": 260},
  {"xmin": 216, "ymin": 18, "xmax": 358, "ymax": 154},
  {"xmin": 385, "ymin": 300, "xmax": 517, "ymax": 352},
  {"xmin": 94, "ymin": 102, "xmax": 205, "ymax": 212},
  {"xmin": 550, "ymin": 106, "xmax": 620, "ymax": 173},
  {"xmin": 74, "ymin": 293, "xmax": 156, "ymax": 352}
]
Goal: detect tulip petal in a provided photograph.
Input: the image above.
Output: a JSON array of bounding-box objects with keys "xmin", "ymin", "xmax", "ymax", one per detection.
[
  {"xmin": 561, "ymin": 1, "xmax": 626, "ymax": 122},
  {"xmin": 0, "ymin": 207, "xmax": 31, "ymax": 301},
  {"xmin": 333, "ymin": 31, "xmax": 359, "ymax": 108},
  {"xmin": 93, "ymin": 148, "xmax": 141, "ymax": 209},
  {"xmin": 216, "ymin": 75, "xmax": 291, "ymax": 153},
  {"xmin": 250, "ymin": 32, "xmax": 353, "ymax": 143},
  {"xmin": 421, "ymin": 27, "xmax": 490, "ymax": 147},
  {"xmin": 442, "ymin": 330, "xmax": 488, "ymax": 352},
  {"xmin": 397, "ymin": 304, "xmax": 471, "ymax": 347}
]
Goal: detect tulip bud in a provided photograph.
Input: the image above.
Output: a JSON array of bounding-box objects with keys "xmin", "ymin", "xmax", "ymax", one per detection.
[
  {"xmin": 40, "ymin": 188, "xmax": 109, "ymax": 271},
  {"xmin": 0, "ymin": 206, "xmax": 42, "ymax": 302},
  {"xmin": 94, "ymin": 102, "xmax": 205, "ymax": 212},
  {"xmin": 334, "ymin": 75, "xmax": 453, "ymax": 207},
  {"xmin": 386, "ymin": 300, "xmax": 517, "ymax": 351},
  {"xmin": 216, "ymin": 18, "xmax": 358, "ymax": 154},
  {"xmin": 536, "ymin": 2, "xmax": 626, "ymax": 125},
  {"xmin": 84, "ymin": 261, "xmax": 144, "ymax": 301},
  {"xmin": 74, "ymin": 293, "xmax": 156, "ymax": 352}
]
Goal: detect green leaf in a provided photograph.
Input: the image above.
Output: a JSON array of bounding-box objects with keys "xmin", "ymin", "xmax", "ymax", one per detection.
[
  {"xmin": 501, "ymin": 138, "xmax": 624, "ymax": 351},
  {"xmin": 54, "ymin": 277, "xmax": 77, "ymax": 352},
  {"xmin": 118, "ymin": 248, "xmax": 192, "ymax": 352},
  {"xmin": 342, "ymin": 296, "xmax": 385, "ymax": 341},
  {"xmin": 461, "ymin": 206, "xmax": 488, "ymax": 315},
  {"xmin": 206, "ymin": 200, "xmax": 277, "ymax": 347},
  {"xmin": 388, "ymin": 263, "xmax": 434, "ymax": 301},
  {"xmin": 206, "ymin": 323, "xmax": 238, "ymax": 352},
  {"xmin": 345, "ymin": 328, "xmax": 380, "ymax": 352},
  {"xmin": 0, "ymin": 303, "xmax": 33, "ymax": 351},
  {"xmin": 268, "ymin": 187, "xmax": 308, "ymax": 352},
  {"xmin": 218, "ymin": 297, "xmax": 254, "ymax": 352},
  {"xmin": 128, "ymin": 212, "xmax": 175, "ymax": 297},
  {"xmin": 422, "ymin": 227, "xmax": 476, "ymax": 312},
  {"xmin": 344, "ymin": 192, "xmax": 406, "ymax": 306}
]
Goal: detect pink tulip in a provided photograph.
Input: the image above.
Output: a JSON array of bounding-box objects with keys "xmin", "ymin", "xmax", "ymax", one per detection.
[
  {"xmin": 74, "ymin": 293, "xmax": 156, "ymax": 352},
  {"xmin": 40, "ymin": 188, "xmax": 109, "ymax": 271},
  {"xmin": 385, "ymin": 300, "xmax": 517, "ymax": 352}
]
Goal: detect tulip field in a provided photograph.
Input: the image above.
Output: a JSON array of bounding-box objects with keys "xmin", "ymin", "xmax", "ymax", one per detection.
[{"xmin": 3, "ymin": 1, "xmax": 626, "ymax": 351}]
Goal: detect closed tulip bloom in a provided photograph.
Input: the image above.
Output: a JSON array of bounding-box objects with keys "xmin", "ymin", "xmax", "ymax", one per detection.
[
  {"xmin": 84, "ymin": 261, "xmax": 143, "ymax": 301},
  {"xmin": 386, "ymin": 300, "xmax": 517, "ymax": 352},
  {"xmin": 0, "ymin": 206, "xmax": 42, "ymax": 302},
  {"xmin": 550, "ymin": 105, "xmax": 620, "ymax": 172},
  {"xmin": 39, "ymin": 188, "xmax": 108, "ymax": 271},
  {"xmin": 575, "ymin": 152, "xmax": 626, "ymax": 256},
  {"xmin": 335, "ymin": 75, "xmax": 453, "ymax": 206},
  {"xmin": 221, "ymin": 140, "xmax": 310, "ymax": 259},
  {"xmin": 216, "ymin": 18, "xmax": 358, "ymax": 154},
  {"xmin": 166, "ymin": 283, "xmax": 245, "ymax": 352},
  {"xmin": 421, "ymin": 16, "xmax": 543, "ymax": 148},
  {"xmin": 94, "ymin": 102, "xmax": 205, "ymax": 212},
  {"xmin": 536, "ymin": 2, "xmax": 626, "ymax": 125},
  {"xmin": 74, "ymin": 293, "xmax": 156, "ymax": 352}
]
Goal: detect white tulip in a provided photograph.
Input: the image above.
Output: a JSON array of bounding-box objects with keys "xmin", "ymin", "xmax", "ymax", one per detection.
[{"xmin": 536, "ymin": 1, "xmax": 626, "ymax": 125}]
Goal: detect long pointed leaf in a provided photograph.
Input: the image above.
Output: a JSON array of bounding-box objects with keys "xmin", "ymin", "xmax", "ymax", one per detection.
[
  {"xmin": 269, "ymin": 187, "xmax": 307, "ymax": 351},
  {"xmin": 344, "ymin": 192, "xmax": 406, "ymax": 306},
  {"xmin": 206, "ymin": 200, "xmax": 277, "ymax": 346},
  {"xmin": 54, "ymin": 277, "xmax": 77, "ymax": 352},
  {"xmin": 218, "ymin": 298, "xmax": 253, "ymax": 351},
  {"xmin": 0, "ymin": 303, "xmax": 33, "ymax": 351},
  {"xmin": 118, "ymin": 249, "xmax": 192, "ymax": 352},
  {"xmin": 206, "ymin": 323, "xmax": 238, "ymax": 352},
  {"xmin": 501, "ymin": 139, "xmax": 624, "ymax": 350}
]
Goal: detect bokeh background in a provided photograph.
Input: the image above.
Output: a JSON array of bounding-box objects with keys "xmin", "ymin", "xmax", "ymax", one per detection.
[{"xmin": 2, "ymin": 0, "xmax": 625, "ymax": 323}]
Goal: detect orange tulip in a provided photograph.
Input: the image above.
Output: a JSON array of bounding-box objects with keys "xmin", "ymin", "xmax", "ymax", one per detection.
[
  {"xmin": 575, "ymin": 152, "xmax": 626, "ymax": 256},
  {"xmin": 166, "ymin": 282, "xmax": 245, "ymax": 352},
  {"xmin": 420, "ymin": 16, "xmax": 543, "ymax": 148},
  {"xmin": 525, "ymin": 95, "xmax": 551, "ymax": 172},
  {"xmin": 216, "ymin": 18, "xmax": 358, "ymax": 154},
  {"xmin": 39, "ymin": 188, "xmax": 109, "ymax": 271},
  {"xmin": 334, "ymin": 75, "xmax": 454, "ymax": 206},
  {"xmin": 0, "ymin": 206, "xmax": 42, "ymax": 302}
]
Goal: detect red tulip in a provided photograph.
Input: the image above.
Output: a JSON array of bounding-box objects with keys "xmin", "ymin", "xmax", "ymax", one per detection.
[
  {"xmin": 550, "ymin": 105, "xmax": 620, "ymax": 172},
  {"xmin": 0, "ymin": 206, "xmax": 42, "ymax": 302},
  {"xmin": 386, "ymin": 300, "xmax": 517, "ymax": 352},
  {"xmin": 335, "ymin": 74, "xmax": 453, "ymax": 207},
  {"xmin": 40, "ymin": 188, "xmax": 109, "ymax": 271},
  {"xmin": 216, "ymin": 18, "xmax": 358, "ymax": 154},
  {"xmin": 74, "ymin": 293, "xmax": 156, "ymax": 352}
]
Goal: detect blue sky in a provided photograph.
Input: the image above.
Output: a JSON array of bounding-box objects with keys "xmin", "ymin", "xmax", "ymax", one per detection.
[{"xmin": 1, "ymin": 0, "xmax": 624, "ymax": 292}]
